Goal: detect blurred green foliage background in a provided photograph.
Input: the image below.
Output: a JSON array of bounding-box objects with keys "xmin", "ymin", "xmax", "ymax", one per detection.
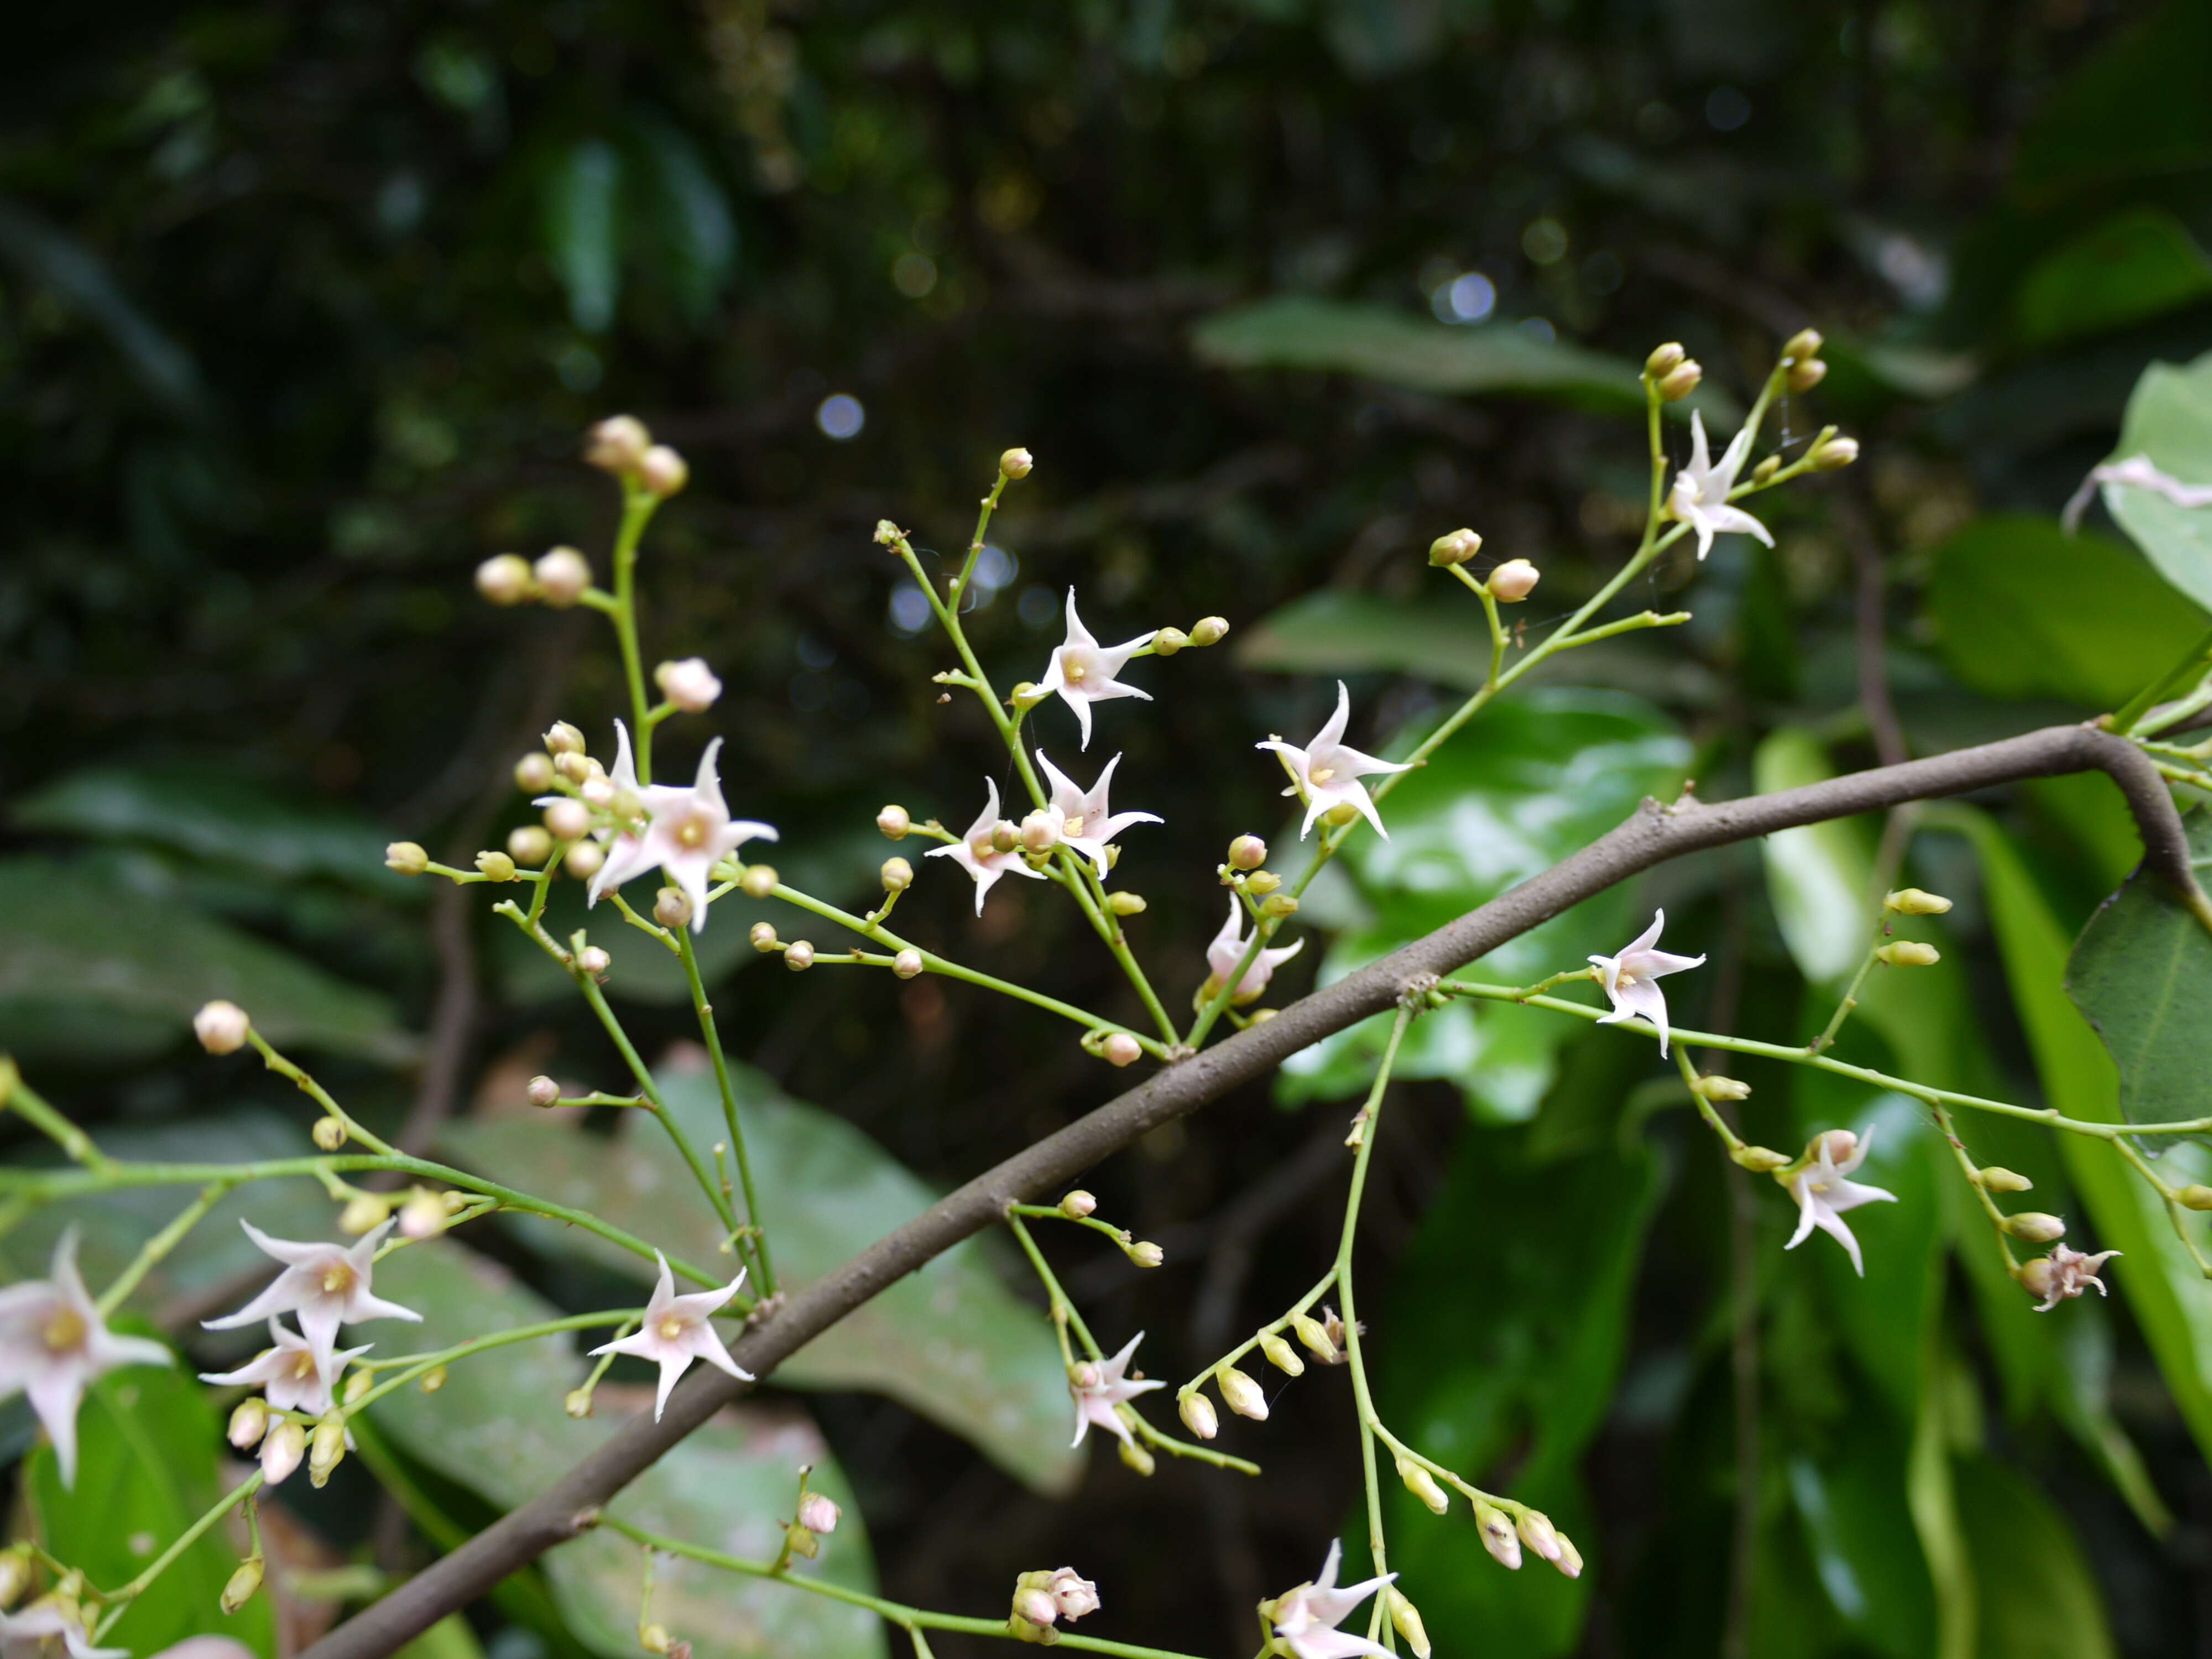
[{"xmin": 7, "ymin": 1, "xmax": 2212, "ymax": 1655}]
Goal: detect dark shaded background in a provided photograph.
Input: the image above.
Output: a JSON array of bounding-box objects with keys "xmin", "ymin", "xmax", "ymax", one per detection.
[{"xmin": 8, "ymin": 2, "xmax": 2212, "ymax": 1656}]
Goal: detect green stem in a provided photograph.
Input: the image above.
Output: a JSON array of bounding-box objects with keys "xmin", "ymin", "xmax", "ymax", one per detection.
[
  {"xmin": 1810, "ymin": 942, "xmax": 1881, "ymax": 1055},
  {"xmin": 2, "ymin": 1074, "xmax": 112, "ymax": 1172},
  {"xmin": 2114, "ymin": 623, "xmax": 2212, "ymax": 735},
  {"xmin": 574, "ymin": 969, "xmax": 738, "ymax": 1235},
  {"xmin": 675, "ymin": 926, "xmax": 776, "ymax": 1295},
  {"xmin": 97, "ymin": 1181, "xmax": 231, "ymax": 1316},
  {"xmin": 345, "ymin": 1311, "xmax": 640, "ymax": 1415},
  {"xmin": 609, "ymin": 484, "xmax": 664, "ymax": 782},
  {"xmin": 94, "ymin": 1470, "xmax": 263, "ymax": 1633}
]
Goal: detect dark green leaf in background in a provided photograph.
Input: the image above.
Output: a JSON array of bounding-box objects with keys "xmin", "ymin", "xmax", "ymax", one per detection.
[
  {"xmin": 2012, "ymin": 208, "xmax": 2212, "ymax": 351},
  {"xmin": 2100, "ymin": 348, "xmax": 2212, "ymax": 611},
  {"xmin": 544, "ymin": 138, "xmax": 623, "ymax": 334}
]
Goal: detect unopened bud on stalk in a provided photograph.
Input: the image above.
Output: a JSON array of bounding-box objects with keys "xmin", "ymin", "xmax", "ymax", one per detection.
[
  {"xmin": 739, "ymin": 864, "xmax": 778, "ymax": 898},
  {"xmin": 340, "ymin": 1195, "xmax": 392, "ymax": 1234},
  {"xmin": 1885, "ymin": 888, "xmax": 1953, "ymax": 915},
  {"xmin": 575, "ymin": 945, "xmax": 610, "ymax": 978},
  {"xmin": 228, "ymin": 1397, "xmax": 270, "ymax": 1450},
  {"xmin": 400, "ymin": 1187, "xmax": 448, "ymax": 1239},
  {"xmin": 1152, "ymin": 626, "xmax": 1190, "ymax": 656},
  {"xmin": 785, "ymin": 940, "xmax": 816, "ymax": 972},
  {"xmin": 1657, "ymin": 360, "xmax": 1703, "ymax": 401},
  {"xmin": 1124, "ymin": 1239, "xmax": 1164, "ymax": 1268},
  {"xmin": 1020, "ymin": 812, "xmax": 1058, "ymax": 854},
  {"xmin": 1322, "ymin": 802, "xmax": 1362, "ymax": 828},
  {"xmin": 750, "ymin": 922, "xmax": 779, "ymax": 953},
  {"xmin": 535, "ymin": 547, "xmax": 593, "ymax": 607},
  {"xmin": 222, "ymin": 1557, "xmax": 264, "ymax": 1615},
  {"xmin": 1245, "ymin": 870, "xmax": 1282, "ymax": 896},
  {"xmin": 544, "ymin": 799, "xmax": 591, "ymax": 842},
  {"xmin": 545, "ymin": 722, "xmax": 587, "ymax": 756},
  {"xmin": 1487, "ymin": 558, "xmax": 1540, "ymax": 602},
  {"xmin": 308, "ymin": 1416, "xmax": 347, "ymax": 1487},
  {"xmin": 2180, "ymin": 1185, "xmax": 2212, "ymax": 1212},
  {"xmin": 475, "ymin": 850, "xmax": 517, "ymax": 883},
  {"xmin": 1106, "ymin": 891, "xmax": 1146, "ymax": 916},
  {"xmin": 654, "ymin": 658, "xmax": 722, "ymax": 714},
  {"xmin": 1875, "ymin": 941, "xmax": 1940, "ymax": 967},
  {"xmin": 475, "ymin": 554, "xmax": 535, "ymax": 606},
  {"xmin": 565, "ymin": 841, "xmax": 606, "ymax": 879},
  {"xmin": 1260, "ymin": 893, "xmax": 1300, "ymax": 919},
  {"xmin": 1732, "ymin": 1145, "xmax": 1791, "ymax": 1172},
  {"xmin": 1396, "ymin": 1458, "xmax": 1449, "ymax": 1515},
  {"xmin": 312, "ymin": 1115, "xmax": 349, "ymax": 1151},
  {"xmin": 877, "ymin": 804, "xmax": 911, "ymax": 839},
  {"xmin": 585, "ymin": 415, "xmax": 651, "ymax": 474},
  {"xmin": 420, "ymin": 1366, "xmax": 447, "ymax": 1394},
  {"xmin": 875, "ymin": 857, "xmax": 915, "ymax": 895},
  {"xmin": 1292, "ymin": 1312, "xmax": 1335, "ymax": 1360},
  {"xmin": 1553, "ymin": 1532, "xmax": 1585, "ymax": 1579},
  {"xmin": 1517, "ymin": 1509, "xmax": 1564, "ymax": 1563},
  {"xmin": 1976, "ymin": 1167, "xmax": 2032, "ymax": 1193},
  {"xmin": 1217, "ymin": 1366, "xmax": 1267, "ymax": 1420},
  {"xmin": 1260, "ymin": 1333, "xmax": 1305, "ymax": 1376},
  {"xmin": 638, "ymin": 444, "xmax": 688, "ymax": 498},
  {"xmin": 1811, "ymin": 431, "xmax": 1859, "ymax": 471},
  {"xmin": 195, "ymin": 1000, "xmax": 251, "ymax": 1056},
  {"xmin": 2004, "ymin": 1211, "xmax": 2067, "ymax": 1243},
  {"xmin": 1693, "ymin": 1074, "xmax": 1751, "ymax": 1102},
  {"xmin": 1386, "ymin": 1587, "xmax": 1432, "ymax": 1659},
  {"xmin": 261, "ymin": 1421, "xmax": 306, "ymax": 1485},
  {"xmin": 527, "ymin": 1075, "xmax": 562, "ymax": 1108},
  {"xmin": 1428, "ymin": 527, "xmax": 1483, "ymax": 567},
  {"xmin": 1010, "ymin": 681, "xmax": 1048, "ymax": 711},
  {"xmin": 1228, "ymin": 834, "xmax": 1268, "ymax": 871},
  {"xmin": 1180, "ymin": 1391, "xmax": 1219, "ymax": 1439},
  {"xmin": 1058, "ymin": 1191, "xmax": 1098, "ymax": 1219},
  {"xmin": 385, "ymin": 840, "xmax": 430, "ymax": 876},
  {"xmin": 893, "ymin": 949, "xmax": 925, "ymax": 979},
  {"xmin": 1102, "ymin": 1034, "xmax": 1144, "ymax": 1068},
  {"xmin": 559, "ymin": 753, "xmax": 596, "ymax": 786},
  {"xmin": 1118, "ymin": 1437, "xmax": 1156, "ymax": 1477},
  {"xmin": 508, "ymin": 826, "xmax": 553, "ymax": 867},
  {"xmin": 1646, "ymin": 342, "xmax": 1687, "ymax": 377},
  {"xmin": 1784, "ymin": 328, "xmax": 1825, "ymax": 363},
  {"xmin": 1474, "ymin": 1503, "xmax": 1524, "ymax": 1569},
  {"xmin": 565, "ymin": 1387, "xmax": 594, "ymax": 1419},
  {"xmin": 1752, "ymin": 455, "xmax": 1782, "ymax": 484},
  {"xmin": 990, "ymin": 821, "xmax": 1020, "ymax": 855},
  {"xmin": 1189, "ymin": 616, "xmax": 1230, "ymax": 647},
  {"xmin": 515, "ymin": 752, "xmax": 555, "ymax": 793},
  {"xmin": 798, "ymin": 1493, "xmax": 842, "ymax": 1535},
  {"xmin": 1787, "ymin": 357, "xmax": 1828, "ymax": 393},
  {"xmin": 1009, "ymin": 1585, "xmax": 1058, "ymax": 1638},
  {"xmin": 639, "ymin": 1624, "xmax": 674, "ymax": 1655},
  {"xmin": 1000, "ymin": 447, "xmax": 1035, "ymax": 480}
]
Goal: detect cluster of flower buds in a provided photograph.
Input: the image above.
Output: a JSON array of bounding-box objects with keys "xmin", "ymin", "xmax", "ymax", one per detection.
[
  {"xmin": 1427, "ymin": 528, "xmax": 1540, "ymax": 602},
  {"xmin": 474, "ymin": 546, "xmax": 603, "ymax": 610},
  {"xmin": 1645, "ymin": 341, "xmax": 1703, "ymax": 403},
  {"xmin": 1146, "ymin": 614, "xmax": 1230, "ymax": 658},
  {"xmin": 1782, "ymin": 327, "xmax": 1828, "ymax": 394},
  {"xmin": 1008, "ymin": 1567, "xmax": 1099, "ymax": 1645},
  {"xmin": 585, "ymin": 414, "xmax": 688, "ymax": 497}
]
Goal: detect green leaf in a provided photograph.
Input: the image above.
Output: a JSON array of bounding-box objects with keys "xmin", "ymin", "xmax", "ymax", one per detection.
[
  {"xmin": 1954, "ymin": 1456, "xmax": 2118, "ymax": 1659},
  {"xmin": 2012, "ymin": 208, "xmax": 2212, "ymax": 350},
  {"xmin": 2011, "ymin": 2, "xmax": 2212, "ymax": 196},
  {"xmin": 438, "ymin": 1067, "xmax": 1082, "ymax": 1494},
  {"xmin": 627, "ymin": 113, "xmax": 738, "ymax": 326},
  {"xmin": 25, "ymin": 1361, "xmax": 276, "ymax": 1658},
  {"xmin": 0, "ymin": 858, "xmax": 413, "ymax": 1068},
  {"xmin": 1925, "ymin": 515, "xmax": 2209, "ymax": 710},
  {"xmin": 1752, "ymin": 728, "xmax": 1876, "ymax": 986},
  {"xmin": 366, "ymin": 1246, "xmax": 887, "ymax": 1659},
  {"xmin": 544, "ymin": 138, "xmax": 623, "ymax": 333},
  {"xmin": 1278, "ymin": 691, "xmax": 1690, "ymax": 1118},
  {"xmin": 2066, "ymin": 807, "xmax": 2212, "ymax": 1124},
  {"xmin": 2100, "ymin": 349, "xmax": 2212, "ymax": 611}
]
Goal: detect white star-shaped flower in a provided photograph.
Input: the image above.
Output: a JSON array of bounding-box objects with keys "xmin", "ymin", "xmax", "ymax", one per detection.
[
  {"xmin": 585, "ymin": 731, "xmax": 778, "ymax": 928},
  {"xmin": 1038, "ymin": 591, "xmax": 1154, "ymax": 750},
  {"xmin": 1270, "ymin": 1540, "xmax": 1397, "ymax": 1659},
  {"xmin": 924, "ymin": 776, "xmax": 1048, "ymax": 915},
  {"xmin": 1667, "ymin": 411, "xmax": 1773, "ymax": 560},
  {"xmin": 1204, "ymin": 894, "xmax": 1305, "ymax": 1006},
  {"xmin": 199, "ymin": 1318, "xmax": 369, "ymax": 1417},
  {"xmin": 1783, "ymin": 1128, "xmax": 1899, "ymax": 1277},
  {"xmin": 0, "ymin": 1601, "xmax": 128, "ymax": 1659},
  {"xmin": 1069, "ymin": 1332, "xmax": 1165, "ymax": 1449},
  {"xmin": 1256, "ymin": 682, "xmax": 1412, "ymax": 840},
  {"xmin": 1588, "ymin": 909, "xmax": 1705, "ymax": 1056},
  {"xmin": 588, "ymin": 1251, "xmax": 751, "ymax": 1421},
  {"xmin": 0, "ymin": 1232, "xmax": 171, "ymax": 1490},
  {"xmin": 202, "ymin": 1218, "xmax": 421, "ymax": 1371},
  {"xmin": 1036, "ymin": 750, "xmax": 1162, "ymax": 877}
]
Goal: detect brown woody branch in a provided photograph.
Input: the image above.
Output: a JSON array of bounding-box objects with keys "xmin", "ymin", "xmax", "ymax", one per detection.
[{"xmin": 306, "ymin": 721, "xmax": 2192, "ymax": 1659}]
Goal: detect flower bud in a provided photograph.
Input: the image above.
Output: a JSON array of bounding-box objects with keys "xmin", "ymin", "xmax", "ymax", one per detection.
[
  {"xmin": 565, "ymin": 839, "xmax": 606, "ymax": 879},
  {"xmin": 534, "ymin": 546, "xmax": 593, "ymax": 607},
  {"xmin": 525, "ymin": 1074, "xmax": 564, "ymax": 1109},
  {"xmin": 1019, "ymin": 812, "xmax": 1058, "ymax": 854},
  {"xmin": 1487, "ymin": 558, "xmax": 1540, "ymax": 602},
  {"xmin": 798, "ymin": 1492, "xmax": 842, "ymax": 1535},
  {"xmin": 2019, "ymin": 1256, "xmax": 2059, "ymax": 1301},
  {"xmin": 312, "ymin": 1115, "xmax": 349, "ymax": 1152},
  {"xmin": 1875, "ymin": 941, "xmax": 1940, "ymax": 967},
  {"xmin": 1099, "ymin": 1033, "xmax": 1143, "ymax": 1068},
  {"xmin": 585, "ymin": 415, "xmax": 651, "ymax": 474},
  {"xmin": 1010, "ymin": 681, "xmax": 1049, "ymax": 711},
  {"xmin": 650, "ymin": 887, "xmax": 694, "ymax": 931},
  {"xmin": 559, "ymin": 752, "xmax": 597, "ymax": 786},
  {"xmin": 1646, "ymin": 341, "xmax": 1686, "ymax": 376},
  {"xmin": 653, "ymin": 657, "xmax": 722, "ymax": 714},
  {"xmin": 1259, "ymin": 1333, "xmax": 1305, "ymax": 1377},
  {"xmin": 507, "ymin": 825, "xmax": 553, "ymax": 867},
  {"xmin": 1117, "ymin": 1436, "xmax": 1156, "ymax": 1476},
  {"xmin": 1787, "ymin": 357, "xmax": 1828, "ymax": 393},
  {"xmin": 877, "ymin": 804, "xmax": 911, "ymax": 839},
  {"xmin": 1783, "ymin": 327, "xmax": 1824, "ymax": 363},
  {"xmin": 419, "ymin": 1365, "xmax": 447, "ymax": 1394},
  {"xmin": 570, "ymin": 948, "xmax": 608, "ymax": 982},
  {"xmin": 1228, "ymin": 834, "xmax": 1267, "ymax": 871},
  {"xmin": 750, "ymin": 922, "xmax": 779, "ymax": 953},
  {"xmin": 1474, "ymin": 1502, "xmax": 1523, "ymax": 1569},
  {"xmin": 990, "ymin": 821, "xmax": 1020, "ymax": 854},
  {"xmin": 1152, "ymin": 626, "xmax": 1190, "ymax": 656},
  {"xmin": 542, "ymin": 799, "xmax": 591, "ymax": 842},
  {"xmin": 195, "ymin": 1000, "xmax": 251, "ymax": 1056},
  {"xmin": 475, "ymin": 849, "xmax": 517, "ymax": 883},
  {"xmin": 1811, "ymin": 432, "xmax": 1860, "ymax": 471},
  {"xmin": 1244, "ymin": 870, "xmax": 1282, "ymax": 897},
  {"xmin": 1217, "ymin": 1366, "xmax": 1267, "ymax": 1420},
  {"xmin": 514, "ymin": 751, "xmax": 556, "ymax": 793},
  {"xmin": 1124, "ymin": 1239, "xmax": 1164, "ymax": 1268},
  {"xmin": 1428, "ymin": 527, "xmax": 1483, "ymax": 567},
  {"xmin": 785, "ymin": 940, "xmax": 816, "ymax": 972},
  {"xmin": 1322, "ymin": 802, "xmax": 1362, "ymax": 828},
  {"xmin": 1292, "ymin": 1312, "xmax": 1335, "ymax": 1360},
  {"xmin": 1657, "ymin": 360, "xmax": 1703, "ymax": 401},
  {"xmin": 1106, "ymin": 891, "xmax": 1146, "ymax": 916},
  {"xmin": 261, "ymin": 1421, "xmax": 306, "ymax": 1485},
  {"xmin": 1386, "ymin": 1587, "xmax": 1432, "ymax": 1659},
  {"xmin": 1885, "ymin": 888, "xmax": 1953, "ymax": 915},
  {"xmin": 1188, "ymin": 615, "xmax": 1230, "ymax": 647},
  {"xmin": 1009, "ymin": 1585, "xmax": 1058, "ymax": 1636},
  {"xmin": 639, "ymin": 444, "xmax": 688, "ymax": 498},
  {"xmin": 1396, "ymin": 1458, "xmax": 1449, "ymax": 1515},
  {"xmin": 739, "ymin": 864, "xmax": 778, "ymax": 898},
  {"xmin": 639, "ymin": 1624, "xmax": 674, "ymax": 1655},
  {"xmin": 1553, "ymin": 1532, "xmax": 1584, "ymax": 1579},
  {"xmin": 384, "ymin": 840, "xmax": 430, "ymax": 877},
  {"xmin": 872, "ymin": 856, "xmax": 914, "ymax": 895},
  {"xmin": 400, "ymin": 1186, "xmax": 448, "ymax": 1240},
  {"xmin": 1058, "ymin": 1191, "xmax": 1098, "ymax": 1219},
  {"xmin": 222, "ymin": 1557, "xmax": 264, "ymax": 1615},
  {"xmin": 308, "ymin": 1417, "xmax": 346, "ymax": 1487},
  {"xmin": 1049, "ymin": 1569, "xmax": 1099, "ymax": 1621},
  {"xmin": 1976, "ymin": 1166, "xmax": 2032, "ymax": 1193},
  {"xmin": 475, "ymin": 553, "xmax": 535, "ymax": 606},
  {"xmin": 1693, "ymin": 1074, "xmax": 1751, "ymax": 1102},
  {"xmin": 545, "ymin": 721, "xmax": 587, "ymax": 756},
  {"xmin": 340, "ymin": 1194, "xmax": 392, "ymax": 1235},
  {"xmin": 999, "ymin": 447, "xmax": 1034, "ymax": 479},
  {"xmin": 227, "ymin": 1397, "xmax": 270, "ymax": 1450},
  {"xmin": 1259, "ymin": 893, "xmax": 1300, "ymax": 919},
  {"xmin": 893, "ymin": 948, "xmax": 925, "ymax": 979},
  {"xmin": 2181, "ymin": 1185, "xmax": 2212, "ymax": 1212},
  {"xmin": 1752, "ymin": 455, "xmax": 1781, "ymax": 484},
  {"xmin": 1732, "ymin": 1145, "xmax": 1791, "ymax": 1172},
  {"xmin": 1179, "ymin": 1391, "xmax": 1219, "ymax": 1439},
  {"xmin": 1517, "ymin": 1509, "xmax": 1564, "ymax": 1563},
  {"xmin": 2004, "ymin": 1211, "xmax": 2067, "ymax": 1243}
]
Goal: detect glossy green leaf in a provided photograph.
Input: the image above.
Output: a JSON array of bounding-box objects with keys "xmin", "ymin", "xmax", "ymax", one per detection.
[
  {"xmin": 397, "ymin": 1616, "xmax": 487, "ymax": 1659},
  {"xmin": 2067, "ymin": 809, "xmax": 2212, "ymax": 1124},
  {"xmin": 366, "ymin": 1246, "xmax": 886, "ymax": 1659},
  {"xmin": 2100, "ymin": 349, "xmax": 2212, "ymax": 611},
  {"xmin": 544, "ymin": 138, "xmax": 623, "ymax": 333},
  {"xmin": 25, "ymin": 1360, "xmax": 276, "ymax": 1658},
  {"xmin": 1752, "ymin": 728, "xmax": 1877, "ymax": 986},
  {"xmin": 439, "ymin": 1067, "xmax": 1081, "ymax": 1494},
  {"xmin": 1278, "ymin": 691, "xmax": 1690, "ymax": 1118},
  {"xmin": 1954, "ymin": 1456, "xmax": 2117, "ymax": 1659},
  {"xmin": 1925, "ymin": 515, "xmax": 2209, "ymax": 710},
  {"xmin": 0, "ymin": 858, "xmax": 413, "ymax": 1068},
  {"xmin": 2012, "ymin": 208, "xmax": 2212, "ymax": 349}
]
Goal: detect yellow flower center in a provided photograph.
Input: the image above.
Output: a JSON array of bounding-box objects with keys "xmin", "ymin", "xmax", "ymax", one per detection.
[
  {"xmin": 1066, "ymin": 662, "xmax": 1087, "ymax": 682},
  {"xmin": 1063, "ymin": 815, "xmax": 1085, "ymax": 837},
  {"xmin": 1309, "ymin": 766, "xmax": 1335, "ymax": 784},
  {"xmin": 41, "ymin": 1307, "xmax": 86, "ymax": 1354},
  {"xmin": 673, "ymin": 811, "xmax": 711, "ymax": 850},
  {"xmin": 321, "ymin": 1263, "xmax": 355, "ymax": 1296},
  {"xmin": 289, "ymin": 1350, "xmax": 319, "ymax": 1380},
  {"xmin": 658, "ymin": 1316, "xmax": 687, "ymax": 1342}
]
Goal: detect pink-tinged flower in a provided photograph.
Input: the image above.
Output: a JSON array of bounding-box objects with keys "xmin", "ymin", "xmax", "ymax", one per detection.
[
  {"xmin": 1069, "ymin": 1332, "xmax": 1165, "ymax": 1449},
  {"xmin": 1588, "ymin": 909, "xmax": 1705, "ymax": 1057},
  {"xmin": 0, "ymin": 1601, "xmax": 127, "ymax": 1659},
  {"xmin": 1782, "ymin": 1128, "xmax": 1898, "ymax": 1277},
  {"xmin": 585, "ymin": 731, "xmax": 778, "ymax": 929},
  {"xmin": 198, "ymin": 1318, "xmax": 369, "ymax": 1417},
  {"xmin": 2024, "ymin": 1243, "xmax": 2121, "ymax": 1312},
  {"xmin": 1047, "ymin": 1569, "xmax": 1099, "ymax": 1621},
  {"xmin": 1667, "ymin": 412, "xmax": 1773, "ymax": 560},
  {"xmin": 0, "ymin": 1232, "xmax": 170, "ymax": 1489},
  {"xmin": 588, "ymin": 1252, "xmax": 751, "ymax": 1421},
  {"xmin": 1038, "ymin": 591, "xmax": 1155, "ymax": 750},
  {"xmin": 654, "ymin": 657, "xmax": 722, "ymax": 714},
  {"xmin": 925, "ymin": 777, "xmax": 1047, "ymax": 915},
  {"xmin": 1270, "ymin": 1540, "xmax": 1397, "ymax": 1659},
  {"xmin": 1256, "ymin": 682, "xmax": 1412, "ymax": 840},
  {"xmin": 1204, "ymin": 894, "xmax": 1305, "ymax": 1006},
  {"xmin": 1036, "ymin": 751, "xmax": 1161, "ymax": 877},
  {"xmin": 202, "ymin": 1219, "xmax": 421, "ymax": 1371}
]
